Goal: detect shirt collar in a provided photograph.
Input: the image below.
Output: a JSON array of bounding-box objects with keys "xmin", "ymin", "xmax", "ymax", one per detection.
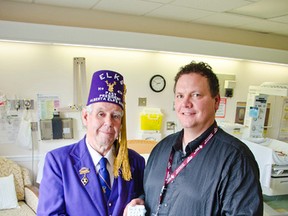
[
  {"xmin": 86, "ymin": 137, "xmax": 115, "ymax": 167},
  {"xmin": 173, "ymin": 121, "xmax": 218, "ymax": 155}
]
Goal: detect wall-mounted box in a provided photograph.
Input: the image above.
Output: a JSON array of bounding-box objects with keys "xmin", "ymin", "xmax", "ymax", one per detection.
[
  {"xmin": 40, "ymin": 119, "xmax": 53, "ymax": 140},
  {"xmin": 140, "ymin": 108, "xmax": 163, "ymax": 131},
  {"xmin": 40, "ymin": 118, "xmax": 73, "ymax": 140},
  {"xmin": 216, "ymin": 74, "xmax": 236, "ymax": 97},
  {"xmin": 224, "ymin": 80, "xmax": 236, "ymax": 89},
  {"xmin": 62, "ymin": 118, "xmax": 74, "ymax": 139}
]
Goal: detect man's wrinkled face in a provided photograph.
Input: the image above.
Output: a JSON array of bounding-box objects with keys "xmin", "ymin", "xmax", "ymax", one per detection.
[{"xmin": 82, "ymin": 102, "xmax": 123, "ymax": 153}]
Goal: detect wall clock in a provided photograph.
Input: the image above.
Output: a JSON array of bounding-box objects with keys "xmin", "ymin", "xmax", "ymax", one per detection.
[{"xmin": 149, "ymin": 74, "xmax": 166, "ymax": 93}]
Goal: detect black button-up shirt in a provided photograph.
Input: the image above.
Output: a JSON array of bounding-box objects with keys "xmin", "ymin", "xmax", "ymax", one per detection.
[{"xmin": 143, "ymin": 123, "xmax": 263, "ymax": 216}]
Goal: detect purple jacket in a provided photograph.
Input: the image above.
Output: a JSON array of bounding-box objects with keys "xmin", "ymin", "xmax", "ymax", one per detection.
[{"xmin": 37, "ymin": 137, "xmax": 145, "ymax": 216}]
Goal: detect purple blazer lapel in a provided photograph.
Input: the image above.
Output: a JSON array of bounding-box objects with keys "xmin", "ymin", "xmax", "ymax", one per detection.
[{"xmin": 71, "ymin": 139, "xmax": 108, "ymax": 215}]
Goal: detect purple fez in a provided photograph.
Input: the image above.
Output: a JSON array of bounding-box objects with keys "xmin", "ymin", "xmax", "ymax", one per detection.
[{"xmin": 86, "ymin": 70, "xmax": 125, "ymax": 109}]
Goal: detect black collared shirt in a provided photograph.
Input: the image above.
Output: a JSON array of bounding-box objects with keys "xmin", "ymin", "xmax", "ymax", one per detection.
[
  {"xmin": 172, "ymin": 123, "xmax": 217, "ymax": 169},
  {"xmin": 143, "ymin": 122, "xmax": 263, "ymax": 216}
]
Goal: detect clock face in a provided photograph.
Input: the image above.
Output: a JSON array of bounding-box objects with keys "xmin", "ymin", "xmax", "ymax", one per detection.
[{"xmin": 150, "ymin": 75, "xmax": 166, "ymax": 92}]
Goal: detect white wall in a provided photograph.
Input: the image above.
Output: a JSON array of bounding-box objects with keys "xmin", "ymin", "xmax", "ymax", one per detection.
[{"xmin": 1, "ymin": 41, "xmax": 288, "ymax": 147}]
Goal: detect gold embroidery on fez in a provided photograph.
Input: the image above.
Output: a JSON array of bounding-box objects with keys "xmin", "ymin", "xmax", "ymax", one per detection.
[{"xmin": 105, "ymin": 81, "xmax": 116, "ymax": 92}]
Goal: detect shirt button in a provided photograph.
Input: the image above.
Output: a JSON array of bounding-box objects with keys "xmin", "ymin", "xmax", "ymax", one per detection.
[
  {"xmin": 164, "ymin": 203, "xmax": 168, "ymax": 207},
  {"xmin": 108, "ymin": 202, "xmax": 112, "ymax": 206}
]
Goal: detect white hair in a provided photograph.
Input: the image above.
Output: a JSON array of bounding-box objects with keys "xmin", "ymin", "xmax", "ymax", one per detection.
[{"xmin": 85, "ymin": 103, "xmax": 124, "ymax": 117}]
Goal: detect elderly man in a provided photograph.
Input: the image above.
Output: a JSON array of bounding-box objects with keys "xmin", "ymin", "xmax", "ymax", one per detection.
[{"xmin": 38, "ymin": 70, "xmax": 145, "ymax": 216}]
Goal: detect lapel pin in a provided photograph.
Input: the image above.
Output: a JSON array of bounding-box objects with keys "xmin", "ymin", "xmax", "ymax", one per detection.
[{"xmin": 79, "ymin": 167, "xmax": 90, "ymax": 186}]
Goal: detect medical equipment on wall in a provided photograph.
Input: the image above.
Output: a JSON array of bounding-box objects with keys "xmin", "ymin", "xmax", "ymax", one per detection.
[
  {"xmin": 40, "ymin": 110, "xmax": 73, "ymax": 140},
  {"xmin": 0, "ymin": 91, "xmax": 34, "ymax": 123},
  {"xmin": 243, "ymin": 88, "xmax": 268, "ymax": 138},
  {"xmin": 37, "ymin": 56, "xmax": 86, "ymax": 140},
  {"xmin": 243, "ymin": 83, "xmax": 288, "ymax": 140},
  {"xmin": 224, "ymin": 80, "xmax": 236, "ymax": 97},
  {"xmin": 241, "ymin": 83, "xmax": 288, "ymax": 197},
  {"xmin": 139, "ymin": 108, "xmax": 163, "ymax": 141},
  {"xmin": 73, "ymin": 57, "xmax": 87, "ymax": 110}
]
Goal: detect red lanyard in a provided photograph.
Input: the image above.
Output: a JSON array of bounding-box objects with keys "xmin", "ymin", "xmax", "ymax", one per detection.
[{"xmin": 158, "ymin": 126, "xmax": 218, "ymax": 206}]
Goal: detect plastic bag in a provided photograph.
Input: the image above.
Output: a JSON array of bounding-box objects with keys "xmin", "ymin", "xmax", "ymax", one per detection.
[{"xmin": 15, "ymin": 109, "xmax": 32, "ymax": 149}]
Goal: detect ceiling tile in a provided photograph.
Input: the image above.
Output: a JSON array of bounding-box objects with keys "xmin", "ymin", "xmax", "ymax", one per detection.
[
  {"xmin": 230, "ymin": 0, "xmax": 288, "ymax": 19},
  {"xmin": 270, "ymin": 14, "xmax": 288, "ymax": 24},
  {"xmin": 93, "ymin": 0, "xmax": 162, "ymax": 15},
  {"xmin": 171, "ymin": 0, "xmax": 252, "ymax": 12},
  {"xmin": 193, "ymin": 12, "xmax": 260, "ymax": 28},
  {"xmin": 147, "ymin": 5, "xmax": 213, "ymax": 21},
  {"xmin": 2, "ymin": 0, "xmax": 288, "ymax": 37}
]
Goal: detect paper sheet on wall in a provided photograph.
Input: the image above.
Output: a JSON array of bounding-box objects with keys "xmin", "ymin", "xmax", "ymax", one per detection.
[
  {"xmin": 37, "ymin": 94, "xmax": 60, "ymax": 120},
  {"xmin": 0, "ymin": 116, "xmax": 21, "ymax": 145},
  {"xmin": 216, "ymin": 98, "xmax": 227, "ymax": 118}
]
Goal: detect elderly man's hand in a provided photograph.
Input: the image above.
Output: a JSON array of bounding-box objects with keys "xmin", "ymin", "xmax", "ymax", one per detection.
[{"xmin": 123, "ymin": 198, "xmax": 145, "ymax": 216}]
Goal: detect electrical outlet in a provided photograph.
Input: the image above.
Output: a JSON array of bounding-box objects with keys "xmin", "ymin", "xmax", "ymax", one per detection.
[
  {"xmin": 166, "ymin": 121, "xmax": 175, "ymax": 130},
  {"xmin": 138, "ymin": 98, "xmax": 147, "ymax": 106}
]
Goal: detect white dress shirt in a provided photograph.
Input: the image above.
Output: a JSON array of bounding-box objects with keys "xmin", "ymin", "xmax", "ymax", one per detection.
[{"xmin": 86, "ymin": 139, "xmax": 115, "ymax": 186}]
